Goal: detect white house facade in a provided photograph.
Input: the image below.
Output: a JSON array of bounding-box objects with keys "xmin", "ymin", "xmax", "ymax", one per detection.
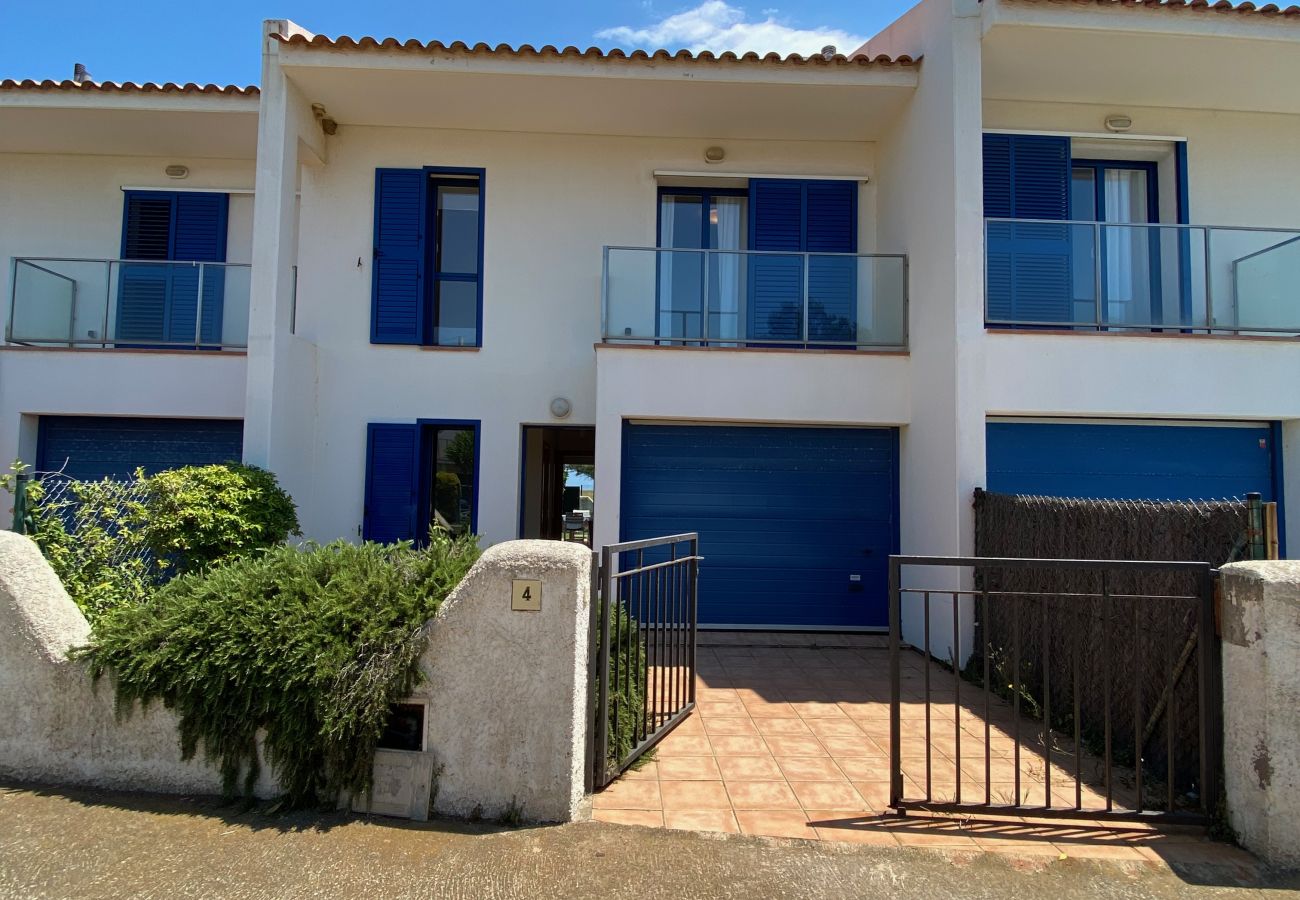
[{"xmin": 3, "ymin": 0, "xmax": 1299, "ymax": 657}]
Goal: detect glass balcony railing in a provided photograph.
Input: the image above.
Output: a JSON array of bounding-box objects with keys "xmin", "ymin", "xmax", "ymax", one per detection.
[
  {"xmin": 985, "ymin": 219, "xmax": 1300, "ymax": 335},
  {"xmin": 7, "ymin": 257, "xmax": 251, "ymax": 350},
  {"xmin": 601, "ymin": 247, "xmax": 908, "ymax": 350}
]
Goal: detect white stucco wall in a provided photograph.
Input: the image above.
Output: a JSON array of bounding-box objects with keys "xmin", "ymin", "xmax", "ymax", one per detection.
[
  {"xmin": 281, "ymin": 120, "xmax": 877, "ymax": 547},
  {"xmin": 0, "ymin": 151, "xmax": 256, "ymax": 503},
  {"xmin": 0, "ymin": 349, "xmax": 247, "ymax": 499}
]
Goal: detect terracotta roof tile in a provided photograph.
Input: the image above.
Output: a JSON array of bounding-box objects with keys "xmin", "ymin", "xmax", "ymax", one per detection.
[
  {"xmin": 0, "ymin": 79, "xmax": 259, "ymax": 96},
  {"xmin": 1003, "ymin": 0, "xmax": 1300, "ymax": 18},
  {"xmin": 271, "ymin": 33, "xmax": 916, "ymax": 66}
]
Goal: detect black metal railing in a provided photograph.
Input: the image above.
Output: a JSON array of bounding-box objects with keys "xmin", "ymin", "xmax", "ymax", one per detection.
[
  {"xmin": 587, "ymin": 533, "xmax": 700, "ymax": 790},
  {"xmin": 888, "ymin": 555, "xmax": 1220, "ymax": 825}
]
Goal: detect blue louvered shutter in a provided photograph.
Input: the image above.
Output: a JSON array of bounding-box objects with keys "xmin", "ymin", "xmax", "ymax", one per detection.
[
  {"xmin": 363, "ymin": 423, "xmax": 421, "ymax": 543},
  {"xmin": 983, "ymin": 134, "xmax": 1072, "ymax": 324},
  {"xmin": 118, "ymin": 193, "xmax": 174, "ymax": 343},
  {"xmin": 748, "ymin": 180, "xmax": 804, "ymax": 342},
  {"xmin": 371, "ymin": 169, "xmax": 426, "ymax": 344},
  {"xmin": 804, "ymin": 181, "xmax": 857, "ymax": 343},
  {"xmin": 169, "ymin": 192, "xmax": 229, "ymax": 345}
]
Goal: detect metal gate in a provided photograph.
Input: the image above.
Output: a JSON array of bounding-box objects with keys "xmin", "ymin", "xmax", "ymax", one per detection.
[
  {"xmin": 587, "ymin": 533, "xmax": 700, "ymax": 790},
  {"xmin": 888, "ymin": 555, "xmax": 1222, "ymax": 824}
]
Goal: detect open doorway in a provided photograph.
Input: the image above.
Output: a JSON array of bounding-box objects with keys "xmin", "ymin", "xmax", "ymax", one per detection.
[{"xmin": 519, "ymin": 425, "xmax": 595, "ymax": 544}]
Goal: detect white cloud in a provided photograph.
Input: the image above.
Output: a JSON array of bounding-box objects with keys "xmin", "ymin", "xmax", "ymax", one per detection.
[{"xmin": 596, "ymin": 1, "xmax": 866, "ymax": 57}]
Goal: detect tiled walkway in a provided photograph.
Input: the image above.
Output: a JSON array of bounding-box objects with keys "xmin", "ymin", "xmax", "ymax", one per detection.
[{"xmin": 592, "ymin": 635, "xmax": 1254, "ymax": 868}]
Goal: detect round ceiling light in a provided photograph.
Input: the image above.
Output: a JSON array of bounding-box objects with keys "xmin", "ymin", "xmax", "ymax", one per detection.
[{"xmin": 550, "ymin": 397, "xmax": 572, "ymax": 419}]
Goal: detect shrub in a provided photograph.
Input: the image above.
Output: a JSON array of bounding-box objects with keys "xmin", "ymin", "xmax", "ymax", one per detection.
[
  {"xmin": 3, "ymin": 466, "xmax": 154, "ymax": 619},
  {"xmin": 5, "ymin": 461, "xmax": 300, "ymax": 619},
  {"xmin": 143, "ymin": 463, "xmax": 299, "ymax": 576},
  {"xmin": 77, "ymin": 531, "xmax": 481, "ymax": 807}
]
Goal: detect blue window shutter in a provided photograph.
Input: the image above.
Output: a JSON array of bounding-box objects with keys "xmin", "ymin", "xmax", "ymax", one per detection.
[
  {"xmin": 983, "ymin": 134, "xmax": 1072, "ymax": 324},
  {"xmin": 749, "ymin": 179, "xmax": 857, "ymax": 343},
  {"xmin": 371, "ymin": 169, "xmax": 426, "ymax": 345},
  {"xmin": 804, "ymin": 181, "xmax": 857, "ymax": 342},
  {"xmin": 170, "ymin": 193, "xmax": 229, "ymax": 345},
  {"xmin": 363, "ymin": 423, "xmax": 421, "ymax": 543},
  {"xmin": 119, "ymin": 191, "xmax": 228, "ymax": 346}
]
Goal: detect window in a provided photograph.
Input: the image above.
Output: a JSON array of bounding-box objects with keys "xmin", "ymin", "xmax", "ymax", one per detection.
[
  {"xmin": 371, "ymin": 168, "xmax": 484, "ymax": 347},
  {"xmin": 118, "ymin": 190, "xmax": 229, "ymax": 346},
  {"xmin": 363, "ymin": 420, "xmax": 480, "ymax": 544},
  {"xmin": 657, "ymin": 188, "xmax": 748, "ymax": 342}
]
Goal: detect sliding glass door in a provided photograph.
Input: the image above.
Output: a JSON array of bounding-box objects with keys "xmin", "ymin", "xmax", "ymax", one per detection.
[
  {"xmin": 658, "ymin": 189, "xmax": 748, "ymax": 344},
  {"xmin": 1070, "ymin": 160, "xmax": 1160, "ymax": 327}
]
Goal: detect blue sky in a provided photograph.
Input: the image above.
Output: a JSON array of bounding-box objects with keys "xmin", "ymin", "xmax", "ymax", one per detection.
[{"xmin": 1, "ymin": 1, "xmax": 916, "ymax": 87}]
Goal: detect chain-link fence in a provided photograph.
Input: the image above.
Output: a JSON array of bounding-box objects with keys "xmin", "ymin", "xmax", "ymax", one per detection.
[{"xmin": 11, "ymin": 470, "xmax": 160, "ymax": 602}]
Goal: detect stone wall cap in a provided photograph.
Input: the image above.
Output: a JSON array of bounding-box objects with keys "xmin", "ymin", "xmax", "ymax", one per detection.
[
  {"xmin": 1220, "ymin": 560, "xmax": 1300, "ymax": 584},
  {"xmin": 478, "ymin": 539, "xmax": 591, "ymax": 572}
]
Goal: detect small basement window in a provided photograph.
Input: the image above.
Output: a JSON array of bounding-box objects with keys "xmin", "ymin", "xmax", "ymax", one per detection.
[{"xmin": 378, "ymin": 702, "xmax": 427, "ymax": 753}]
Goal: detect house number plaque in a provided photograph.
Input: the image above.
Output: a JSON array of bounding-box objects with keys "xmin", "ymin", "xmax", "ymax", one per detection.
[{"xmin": 511, "ymin": 579, "xmax": 542, "ymax": 611}]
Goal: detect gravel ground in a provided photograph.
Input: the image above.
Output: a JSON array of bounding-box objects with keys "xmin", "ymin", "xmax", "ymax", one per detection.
[{"xmin": 0, "ymin": 784, "xmax": 1295, "ymax": 900}]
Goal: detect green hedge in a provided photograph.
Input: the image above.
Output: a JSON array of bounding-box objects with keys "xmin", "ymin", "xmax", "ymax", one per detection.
[{"xmin": 78, "ymin": 533, "xmax": 481, "ymax": 807}]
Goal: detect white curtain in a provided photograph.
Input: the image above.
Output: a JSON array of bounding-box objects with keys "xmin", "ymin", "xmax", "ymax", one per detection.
[
  {"xmin": 1103, "ymin": 169, "xmax": 1149, "ymax": 325},
  {"xmin": 658, "ymin": 199, "xmax": 676, "ymax": 339},
  {"xmin": 713, "ymin": 198, "xmax": 744, "ymax": 342}
]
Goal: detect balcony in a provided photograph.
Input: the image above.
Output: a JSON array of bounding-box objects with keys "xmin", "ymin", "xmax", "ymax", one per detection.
[
  {"xmin": 7, "ymin": 258, "xmax": 251, "ymax": 350},
  {"xmin": 601, "ymin": 247, "xmax": 908, "ymax": 350},
  {"xmin": 985, "ymin": 220, "xmax": 1300, "ymax": 335}
]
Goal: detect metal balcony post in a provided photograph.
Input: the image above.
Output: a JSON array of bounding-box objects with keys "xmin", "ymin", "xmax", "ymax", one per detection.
[
  {"xmin": 802, "ymin": 253, "xmax": 810, "ymax": 346},
  {"xmin": 1093, "ymin": 222, "xmax": 1103, "ymax": 330},
  {"xmin": 102, "ymin": 261, "xmax": 111, "ymax": 348},
  {"xmin": 702, "ymin": 250, "xmax": 710, "ymax": 346},
  {"xmin": 599, "ymin": 246, "xmax": 609, "ymax": 343},
  {"xmin": 1204, "ymin": 228, "xmax": 1214, "ymax": 332},
  {"xmin": 194, "ymin": 262, "xmax": 205, "ymax": 348},
  {"xmin": 6, "ymin": 257, "xmax": 16, "ymax": 344}
]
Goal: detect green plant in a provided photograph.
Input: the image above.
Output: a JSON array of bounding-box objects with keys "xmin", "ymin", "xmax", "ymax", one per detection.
[
  {"xmin": 3, "ymin": 463, "xmax": 154, "ymax": 619},
  {"xmin": 77, "ymin": 530, "xmax": 480, "ymax": 807},
  {"xmin": 594, "ymin": 604, "xmax": 647, "ymax": 771},
  {"xmin": 143, "ymin": 463, "xmax": 299, "ymax": 576}
]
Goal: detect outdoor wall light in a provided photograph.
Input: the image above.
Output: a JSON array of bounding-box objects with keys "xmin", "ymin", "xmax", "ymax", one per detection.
[
  {"xmin": 164, "ymin": 164, "xmax": 189, "ymax": 179},
  {"xmin": 703, "ymin": 146, "xmax": 725, "ymax": 164},
  {"xmin": 550, "ymin": 397, "xmax": 572, "ymax": 419},
  {"xmin": 1104, "ymin": 114, "xmax": 1133, "ymax": 133}
]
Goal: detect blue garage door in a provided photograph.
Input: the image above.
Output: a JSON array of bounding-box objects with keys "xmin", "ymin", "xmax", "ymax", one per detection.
[
  {"xmin": 36, "ymin": 416, "xmax": 244, "ymax": 480},
  {"xmin": 621, "ymin": 423, "xmax": 899, "ymax": 629},
  {"xmin": 986, "ymin": 420, "xmax": 1277, "ymax": 502}
]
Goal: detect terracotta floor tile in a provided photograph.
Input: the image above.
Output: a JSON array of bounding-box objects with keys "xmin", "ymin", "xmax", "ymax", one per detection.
[
  {"xmin": 659, "ymin": 780, "xmax": 731, "ymax": 810},
  {"xmin": 593, "ymin": 779, "xmax": 662, "ymax": 810},
  {"xmin": 619, "ymin": 761, "xmax": 659, "ymax": 781},
  {"xmin": 808, "ymin": 813, "xmax": 902, "ymax": 846},
  {"xmin": 655, "ymin": 734, "xmax": 713, "ymax": 757},
  {"xmin": 702, "ymin": 716, "xmax": 759, "ymax": 736},
  {"xmin": 656, "ymin": 756, "xmax": 721, "ymax": 781},
  {"xmin": 791, "ymin": 702, "xmax": 850, "ymax": 719},
  {"xmin": 592, "ymin": 808, "xmax": 665, "ymax": 827},
  {"xmin": 716, "ymin": 755, "xmax": 784, "ymax": 781},
  {"xmin": 743, "ymin": 700, "xmax": 800, "ymax": 718},
  {"xmin": 664, "ymin": 809, "xmax": 740, "ymax": 834},
  {"xmin": 726, "ymin": 781, "xmax": 801, "ymax": 810},
  {"xmin": 805, "ymin": 717, "xmax": 865, "ymax": 738},
  {"xmin": 835, "ymin": 757, "xmax": 891, "ymax": 781},
  {"xmin": 753, "ymin": 717, "xmax": 813, "ymax": 737},
  {"xmin": 709, "ymin": 734, "xmax": 768, "ymax": 756},
  {"xmin": 734, "ymin": 810, "xmax": 820, "ymax": 840},
  {"xmin": 851, "ymin": 781, "xmax": 896, "ymax": 811},
  {"xmin": 697, "ymin": 699, "xmax": 749, "ymax": 718},
  {"xmin": 817, "ymin": 735, "xmax": 875, "ymax": 757},
  {"xmin": 774, "ymin": 756, "xmax": 846, "ymax": 782},
  {"xmin": 762, "ymin": 735, "xmax": 828, "ymax": 758},
  {"xmin": 788, "ymin": 780, "xmax": 867, "ymax": 811}
]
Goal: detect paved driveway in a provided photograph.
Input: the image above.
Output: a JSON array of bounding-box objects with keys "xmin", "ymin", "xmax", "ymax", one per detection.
[{"xmin": 593, "ymin": 635, "xmax": 1250, "ymax": 868}]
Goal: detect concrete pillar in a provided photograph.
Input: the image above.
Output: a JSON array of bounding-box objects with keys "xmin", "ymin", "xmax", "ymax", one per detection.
[
  {"xmin": 415, "ymin": 540, "xmax": 592, "ymax": 823},
  {"xmin": 244, "ymin": 20, "xmax": 324, "ymax": 511},
  {"xmin": 869, "ymin": 0, "xmax": 985, "ymax": 664},
  {"xmin": 1219, "ymin": 560, "xmax": 1300, "ymax": 869}
]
